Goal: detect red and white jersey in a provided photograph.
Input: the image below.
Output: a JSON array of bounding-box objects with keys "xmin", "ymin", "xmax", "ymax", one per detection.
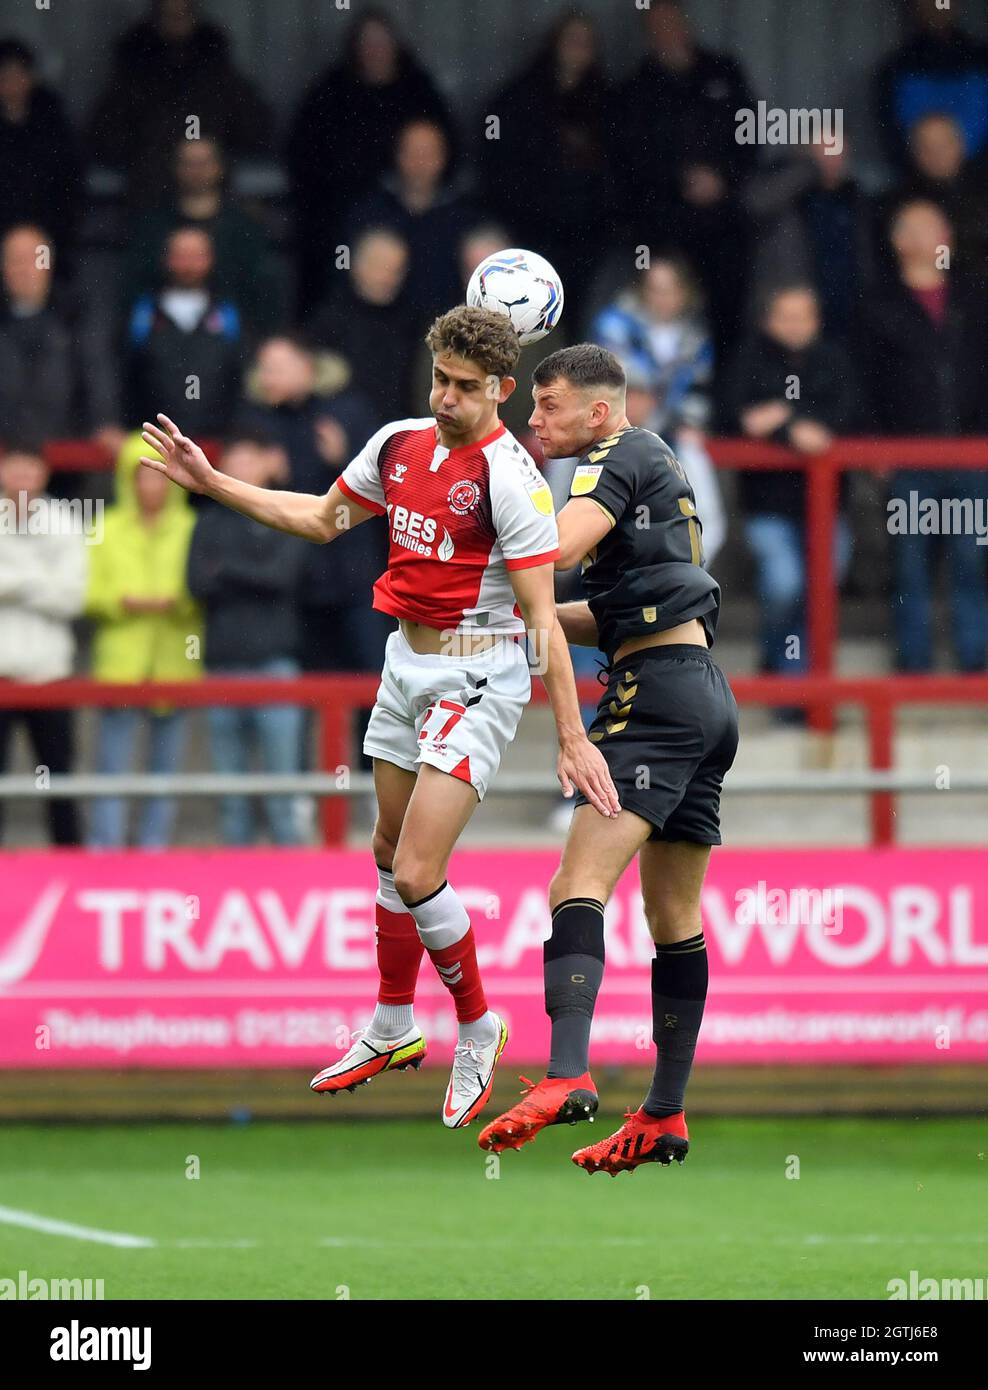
[{"xmin": 337, "ymin": 417, "xmax": 559, "ymax": 634}]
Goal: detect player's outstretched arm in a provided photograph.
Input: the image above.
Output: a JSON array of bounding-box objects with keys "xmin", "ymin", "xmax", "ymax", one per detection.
[
  {"xmin": 140, "ymin": 414, "xmax": 375, "ymax": 543},
  {"xmin": 510, "ymin": 563, "xmax": 619, "ymax": 819},
  {"xmin": 556, "ymin": 601, "xmax": 599, "ymax": 647}
]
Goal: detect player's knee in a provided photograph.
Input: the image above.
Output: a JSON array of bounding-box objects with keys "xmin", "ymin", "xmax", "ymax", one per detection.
[
  {"xmin": 549, "ymin": 866, "xmax": 608, "ymax": 912},
  {"xmin": 548, "ymin": 866, "xmax": 574, "ymax": 911},
  {"xmin": 644, "ymin": 898, "xmax": 702, "ymax": 944},
  {"xmin": 391, "ymin": 853, "xmax": 442, "ymax": 908}
]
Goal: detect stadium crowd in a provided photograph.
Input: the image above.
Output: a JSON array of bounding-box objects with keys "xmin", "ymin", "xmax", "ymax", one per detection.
[{"xmin": 2, "ymin": 0, "xmax": 988, "ymax": 846}]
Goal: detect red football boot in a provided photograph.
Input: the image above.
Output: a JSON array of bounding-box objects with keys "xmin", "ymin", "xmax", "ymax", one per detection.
[
  {"xmin": 477, "ymin": 1073, "xmax": 598, "ymax": 1152},
  {"xmin": 571, "ymin": 1107, "xmax": 689, "ymax": 1175}
]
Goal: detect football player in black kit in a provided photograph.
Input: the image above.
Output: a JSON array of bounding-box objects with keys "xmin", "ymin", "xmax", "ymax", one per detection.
[{"xmin": 479, "ymin": 344, "xmax": 738, "ymax": 1174}]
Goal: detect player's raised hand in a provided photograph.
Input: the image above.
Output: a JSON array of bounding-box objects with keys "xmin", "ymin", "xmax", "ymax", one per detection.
[
  {"xmin": 557, "ymin": 736, "xmax": 621, "ymax": 819},
  {"xmin": 140, "ymin": 414, "xmax": 216, "ymax": 494}
]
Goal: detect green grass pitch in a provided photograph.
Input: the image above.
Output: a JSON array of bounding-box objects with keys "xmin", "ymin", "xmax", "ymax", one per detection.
[{"xmin": 0, "ymin": 1117, "xmax": 984, "ymax": 1300}]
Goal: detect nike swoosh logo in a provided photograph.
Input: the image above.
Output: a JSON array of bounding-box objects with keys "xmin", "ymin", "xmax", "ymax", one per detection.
[
  {"xmin": 444, "ymin": 1085, "xmax": 473, "ymax": 1119},
  {"xmin": 0, "ymin": 883, "xmax": 67, "ymax": 988}
]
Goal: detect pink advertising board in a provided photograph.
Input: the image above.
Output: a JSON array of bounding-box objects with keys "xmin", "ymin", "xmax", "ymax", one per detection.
[{"xmin": 1, "ymin": 849, "xmax": 987, "ymax": 1068}]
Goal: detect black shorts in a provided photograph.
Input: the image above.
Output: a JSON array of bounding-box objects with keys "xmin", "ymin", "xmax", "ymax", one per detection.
[{"xmin": 574, "ymin": 644, "xmax": 739, "ymax": 845}]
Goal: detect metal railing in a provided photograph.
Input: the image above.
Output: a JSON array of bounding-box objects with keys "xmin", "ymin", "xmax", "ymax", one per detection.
[
  {"xmin": 706, "ymin": 435, "xmax": 988, "ymax": 727},
  {"xmin": 2, "ymin": 673, "xmax": 988, "ymax": 846},
  {"xmin": 5, "ymin": 434, "xmax": 986, "ymax": 847},
  {"xmin": 43, "ymin": 430, "xmax": 988, "ymax": 690}
]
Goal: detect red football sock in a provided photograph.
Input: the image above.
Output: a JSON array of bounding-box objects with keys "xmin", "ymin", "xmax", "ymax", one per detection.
[
  {"xmin": 427, "ymin": 928, "xmax": 488, "ymax": 1024},
  {"xmin": 375, "ymin": 902, "xmax": 424, "ymax": 1005}
]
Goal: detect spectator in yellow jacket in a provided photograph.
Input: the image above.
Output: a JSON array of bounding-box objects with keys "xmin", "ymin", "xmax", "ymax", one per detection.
[{"xmin": 86, "ymin": 431, "xmax": 202, "ymax": 848}]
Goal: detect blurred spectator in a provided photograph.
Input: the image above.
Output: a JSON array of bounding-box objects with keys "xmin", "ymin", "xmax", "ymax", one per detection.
[
  {"xmin": 882, "ymin": 113, "xmax": 988, "ymax": 283},
  {"xmin": 859, "ymin": 200, "xmax": 988, "ymax": 672},
  {"xmin": 622, "ymin": 364, "xmax": 726, "ymax": 568},
  {"xmin": 85, "ymin": 433, "xmax": 202, "ymax": 850},
  {"xmin": 233, "ymin": 335, "xmax": 388, "ymax": 681},
  {"xmin": 726, "ymin": 285, "xmax": 855, "ymax": 676},
  {"xmin": 233, "ymin": 339, "xmax": 383, "ymax": 658},
  {"xmin": 125, "ymin": 226, "xmax": 246, "ymax": 438},
  {"xmin": 0, "ymin": 447, "xmax": 85, "ymax": 846},
  {"xmin": 745, "ymin": 136, "xmax": 877, "ymax": 337},
  {"xmin": 126, "ymin": 136, "xmax": 280, "ymax": 333},
  {"xmin": 591, "ymin": 256, "xmax": 714, "ymax": 436},
  {"xmin": 0, "ymin": 225, "xmax": 123, "ymax": 458},
  {"xmin": 287, "ymin": 7, "xmax": 453, "ymax": 308},
  {"xmin": 238, "ymin": 334, "xmax": 380, "ymax": 494},
  {"xmin": 0, "ymin": 39, "xmax": 82, "ymax": 260},
  {"xmin": 593, "ymin": 255, "xmax": 725, "ymax": 564},
  {"xmin": 482, "ymin": 11, "xmax": 615, "ymax": 318},
  {"xmin": 187, "ymin": 432, "xmax": 305, "ymax": 846},
  {"xmin": 349, "ymin": 119, "xmax": 475, "ymax": 329},
  {"xmin": 308, "ymin": 227, "xmax": 416, "ymax": 423},
  {"xmin": 874, "ymin": 0, "xmax": 988, "ymax": 173},
  {"xmin": 90, "ymin": 0, "xmax": 271, "ymax": 204},
  {"xmin": 235, "ymin": 335, "xmax": 389, "ymax": 782},
  {"xmin": 459, "ymin": 225, "xmax": 511, "ymax": 286},
  {"xmin": 617, "ymin": 0, "xmax": 756, "ymax": 354}
]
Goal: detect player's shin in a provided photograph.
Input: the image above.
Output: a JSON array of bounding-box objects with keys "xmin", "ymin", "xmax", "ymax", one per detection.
[
  {"xmin": 369, "ymin": 864, "xmax": 424, "ymax": 1039},
  {"xmin": 544, "ymin": 898, "xmax": 605, "ymax": 1078},
  {"xmin": 404, "ymin": 880, "xmax": 497, "ymax": 1044},
  {"xmin": 642, "ymin": 932, "xmax": 708, "ymax": 1117}
]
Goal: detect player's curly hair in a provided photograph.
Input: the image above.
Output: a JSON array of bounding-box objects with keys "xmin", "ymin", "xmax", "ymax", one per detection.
[{"xmin": 425, "ymin": 305, "xmax": 521, "ymax": 380}]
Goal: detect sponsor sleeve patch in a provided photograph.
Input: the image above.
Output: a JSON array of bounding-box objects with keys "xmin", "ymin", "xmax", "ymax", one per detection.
[
  {"xmin": 570, "ymin": 463, "xmax": 604, "ymax": 496},
  {"xmin": 527, "ymin": 484, "xmax": 554, "ymax": 516}
]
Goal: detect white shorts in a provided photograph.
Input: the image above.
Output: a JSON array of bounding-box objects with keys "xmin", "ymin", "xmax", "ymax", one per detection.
[{"xmin": 363, "ymin": 628, "xmax": 532, "ymax": 800}]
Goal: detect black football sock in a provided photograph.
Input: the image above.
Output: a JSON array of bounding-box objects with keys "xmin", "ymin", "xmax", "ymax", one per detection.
[
  {"xmin": 544, "ymin": 898, "xmax": 605, "ymax": 1080},
  {"xmin": 642, "ymin": 932, "xmax": 708, "ymax": 1118}
]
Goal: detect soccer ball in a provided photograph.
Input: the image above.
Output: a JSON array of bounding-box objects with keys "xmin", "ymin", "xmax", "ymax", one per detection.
[{"xmin": 466, "ymin": 248, "xmax": 564, "ymax": 346}]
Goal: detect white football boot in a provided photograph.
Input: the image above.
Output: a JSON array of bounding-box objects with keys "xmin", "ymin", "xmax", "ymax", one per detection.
[
  {"xmin": 441, "ymin": 1013, "xmax": 508, "ymax": 1128},
  {"xmin": 310, "ymin": 1025, "xmax": 426, "ymax": 1095}
]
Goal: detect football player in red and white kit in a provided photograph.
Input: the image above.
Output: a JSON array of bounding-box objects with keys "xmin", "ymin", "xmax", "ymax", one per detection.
[{"xmin": 139, "ymin": 306, "xmax": 619, "ymax": 1129}]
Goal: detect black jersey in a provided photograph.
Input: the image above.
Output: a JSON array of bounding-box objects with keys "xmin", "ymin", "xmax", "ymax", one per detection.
[{"xmin": 568, "ymin": 426, "xmax": 721, "ymax": 661}]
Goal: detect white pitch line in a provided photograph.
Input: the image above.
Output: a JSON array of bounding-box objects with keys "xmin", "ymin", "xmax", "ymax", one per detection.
[
  {"xmin": 316, "ymin": 1232, "xmax": 986, "ymax": 1252},
  {"xmin": 0, "ymin": 1205, "xmax": 155, "ymax": 1248},
  {"xmin": 799, "ymin": 1232, "xmax": 988, "ymax": 1247},
  {"xmin": 8, "ymin": 1217, "xmax": 978, "ymax": 1255},
  {"xmin": 318, "ymin": 1234, "xmax": 655, "ymax": 1249},
  {"xmin": 710, "ymin": 1231, "xmax": 983, "ymax": 1250},
  {"xmin": 169, "ymin": 1238, "xmax": 260, "ymax": 1249}
]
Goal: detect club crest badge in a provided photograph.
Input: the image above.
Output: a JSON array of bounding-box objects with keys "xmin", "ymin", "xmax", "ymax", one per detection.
[{"xmin": 447, "ymin": 480, "xmax": 481, "ymax": 515}]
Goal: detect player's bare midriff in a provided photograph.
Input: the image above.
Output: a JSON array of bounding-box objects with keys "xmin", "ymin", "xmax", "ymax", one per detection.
[
  {"xmin": 613, "ymin": 617, "xmax": 708, "ymax": 664},
  {"xmin": 399, "ymin": 617, "xmax": 506, "ymax": 658}
]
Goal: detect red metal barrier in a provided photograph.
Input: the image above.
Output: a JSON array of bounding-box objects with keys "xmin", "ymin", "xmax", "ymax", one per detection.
[
  {"xmin": 13, "ymin": 436, "xmax": 988, "ymax": 846},
  {"xmin": 42, "ymin": 440, "xmax": 222, "ymax": 470},
  {"xmin": 3, "ymin": 673, "xmax": 988, "ymax": 848},
  {"xmin": 0, "ymin": 675, "xmax": 367, "ymax": 846},
  {"xmin": 706, "ymin": 436, "xmax": 988, "ymax": 696},
  {"xmin": 43, "ymin": 433, "xmax": 988, "ymax": 688}
]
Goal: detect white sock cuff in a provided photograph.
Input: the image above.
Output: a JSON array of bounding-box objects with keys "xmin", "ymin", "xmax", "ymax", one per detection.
[
  {"xmin": 458, "ymin": 1010, "xmax": 498, "ymax": 1046},
  {"xmin": 370, "ymin": 1002, "xmax": 414, "ymax": 1039},
  {"xmin": 404, "ymin": 880, "xmax": 471, "ymax": 951},
  {"xmin": 375, "ymin": 864, "xmax": 407, "ymax": 915}
]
